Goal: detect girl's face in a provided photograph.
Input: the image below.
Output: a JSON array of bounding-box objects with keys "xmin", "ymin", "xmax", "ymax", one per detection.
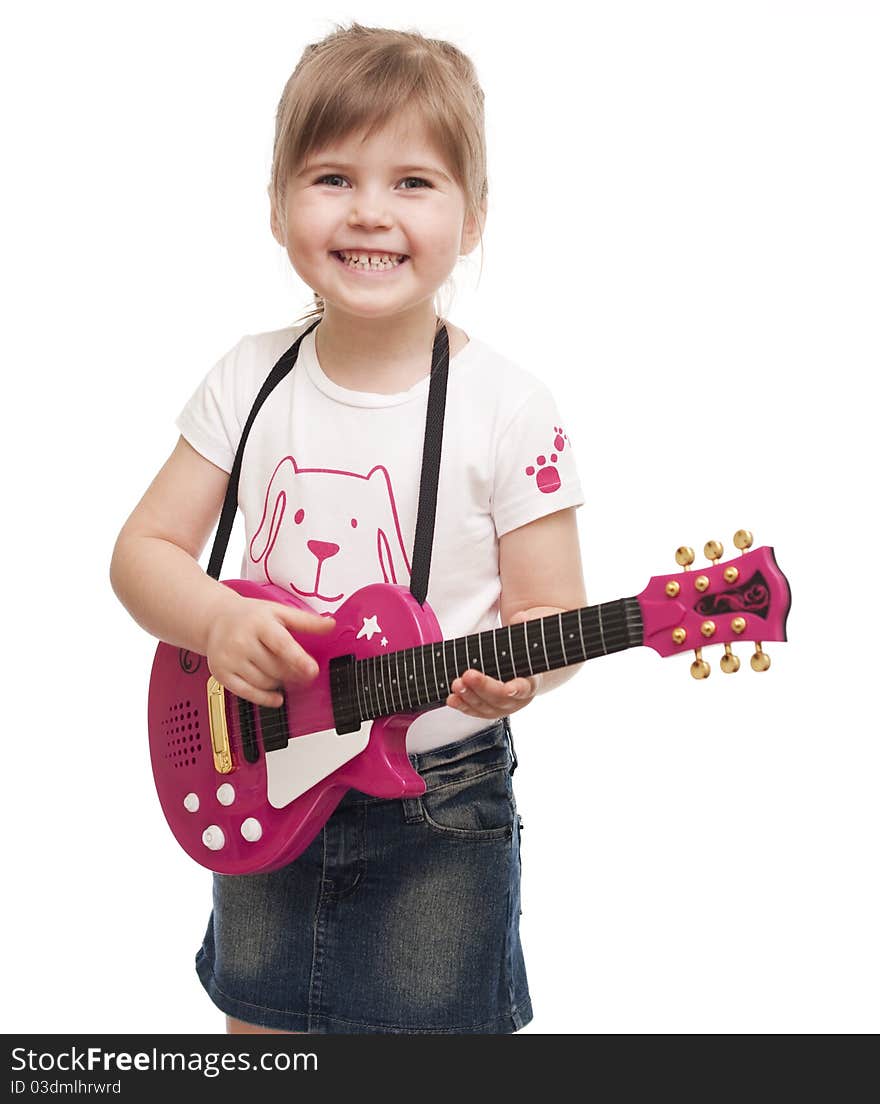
[{"xmin": 271, "ymin": 110, "xmax": 484, "ymax": 320}]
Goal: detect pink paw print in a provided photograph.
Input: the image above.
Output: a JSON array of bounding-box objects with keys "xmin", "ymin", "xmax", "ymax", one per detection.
[{"xmin": 525, "ymin": 426, "xmax": 570, "ymax": 495}]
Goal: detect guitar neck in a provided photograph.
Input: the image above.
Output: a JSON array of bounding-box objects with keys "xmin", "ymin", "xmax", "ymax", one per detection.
[{"xmin": 340, "ymin": 598, "xmax": 644, "ymax": 724}]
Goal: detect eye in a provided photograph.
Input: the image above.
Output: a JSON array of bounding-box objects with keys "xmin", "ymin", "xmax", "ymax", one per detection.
[{"xmin": 314, "ymin": 174, "xmax": 432, "ymax": 190}]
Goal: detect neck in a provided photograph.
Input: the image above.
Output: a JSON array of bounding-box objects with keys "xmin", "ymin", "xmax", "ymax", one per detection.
[
  {"xmin": 314, "ymin": 303, "xmax": 441, "ymax": 391},
  {"xmin": 325, "ymin": 598, "xmax": 645, "ymax": 734}
]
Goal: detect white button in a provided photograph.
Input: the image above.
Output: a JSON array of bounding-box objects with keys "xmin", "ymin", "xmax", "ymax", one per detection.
[
  {"xmin": 202, "ymin": 825, "xmax": 225, "ymax": 851},
  {"xmin": 240, "ymin": 818, "xmax": 263, "ymax": 842},
  {"xmin": 183, "ymin": 792, "xmax": 200, "ymax": 813},
  {"xmin": 216, "ymin": 783, "xmax": 236, "ymax": 806}
]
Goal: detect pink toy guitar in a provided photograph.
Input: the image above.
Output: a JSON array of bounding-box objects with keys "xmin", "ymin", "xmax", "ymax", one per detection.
[{"xmin": 148, "ymin": 530, "xmax": 790, "ymax": 874}]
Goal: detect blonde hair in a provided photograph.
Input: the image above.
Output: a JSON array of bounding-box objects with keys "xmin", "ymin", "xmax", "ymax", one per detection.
[{"xmin": 268, "ymin": 21, "xmax": 488, "ymax": 326}]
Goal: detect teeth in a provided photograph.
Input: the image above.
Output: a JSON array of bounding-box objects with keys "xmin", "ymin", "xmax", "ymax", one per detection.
[{"xmin": 337, "ymin": 251, "xmax": 405, "ymax": 269}]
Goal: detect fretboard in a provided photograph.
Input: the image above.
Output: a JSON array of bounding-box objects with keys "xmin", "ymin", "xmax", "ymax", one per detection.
[{"xmin": 348, "ymin": 598, "xmax": 643, "ymax": 723}]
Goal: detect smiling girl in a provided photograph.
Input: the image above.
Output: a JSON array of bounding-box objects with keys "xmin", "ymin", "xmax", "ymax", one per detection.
[{"xmin": 110, "ymin": 21, "xmax": 588, "ymax": 1035}]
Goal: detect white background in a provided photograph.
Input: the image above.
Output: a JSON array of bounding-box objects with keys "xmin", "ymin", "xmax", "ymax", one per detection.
[{"xmin": 3, "ymin": 1, "xmax": 877, "ymax": 1034}]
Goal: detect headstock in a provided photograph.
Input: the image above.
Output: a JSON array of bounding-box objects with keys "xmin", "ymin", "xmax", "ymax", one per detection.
[{"xmin": 637, "ymin": 530, "xmax": 791, "ymax": 678}]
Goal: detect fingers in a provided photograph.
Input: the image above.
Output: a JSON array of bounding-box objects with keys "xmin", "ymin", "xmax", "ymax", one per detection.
[
  {"xmin": 258, "ymin": 602, "xmax": 336, "ymax": 682},
  {"xmin": 447, "ymin": 669, "xmax": 535, "ymax": 718},
  {"xmin": 222, "ymin": 668, "xmax": 285, "ymax": 710},
  {"xmin": 272, "ymin": 602, "xmax": 336, "ymax": 635},
  {"xmin": 258, "ymin": 624, "xmax": 319, "ymax": 683}
]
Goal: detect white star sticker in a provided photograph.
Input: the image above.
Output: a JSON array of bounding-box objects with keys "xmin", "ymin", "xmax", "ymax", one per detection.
[
  {"xmin": 357, "ymin": 615, "xmax": 382, "ymax": 641},
  {"xmin": 380, "ymin": 637, "xmax": 389, "ymax": 647}
]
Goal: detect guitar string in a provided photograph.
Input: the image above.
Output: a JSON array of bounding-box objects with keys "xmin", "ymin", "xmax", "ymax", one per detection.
[
  {"xmin": 218, "ymin": 604, "xmax": 635, "ymax": 741},
  {"xmin": 353, "ymin": 613, "xmax": 632, "ymax": 721},
  {"xmin": 158, "ymin": 605, "xmax": 636, "ymax": 750},
  {"xmin": 221, "ymin": 607, "xmax": 635, "ymax": 740}
]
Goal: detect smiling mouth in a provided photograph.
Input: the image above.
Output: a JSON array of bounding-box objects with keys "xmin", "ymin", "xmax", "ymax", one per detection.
[{"xmin": 331, "ymin": 251, "xmax": 409, "ymax": 272}]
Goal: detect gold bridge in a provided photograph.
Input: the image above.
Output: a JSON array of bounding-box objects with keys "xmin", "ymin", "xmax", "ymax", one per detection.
[{"xmin": 206, "ymin": 676, "xmax": 233, "ymax": 774}]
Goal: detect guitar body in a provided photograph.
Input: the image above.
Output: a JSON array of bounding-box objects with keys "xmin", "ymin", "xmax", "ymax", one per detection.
[{"xmin": 148, "ymin": 579, "xmax": 438, "ymax": 875}]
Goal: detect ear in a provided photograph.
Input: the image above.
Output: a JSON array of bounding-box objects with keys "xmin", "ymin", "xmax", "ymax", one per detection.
[
  {"xmin": 268, "ymin": 185, "xmax": 285, "ymax": 247},
  {"xmin": 460, "ymin": 196, "xmax": 487, "ymax": 257}
]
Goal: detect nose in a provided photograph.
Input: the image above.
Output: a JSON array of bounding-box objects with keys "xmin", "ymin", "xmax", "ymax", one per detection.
[
  {"xmin": 307, "ymin": 539, "xmax": 339, "ymax": 565},
  {"xmin": 346, "ymin": 184, "xmax": 393, "ymax": 230}
]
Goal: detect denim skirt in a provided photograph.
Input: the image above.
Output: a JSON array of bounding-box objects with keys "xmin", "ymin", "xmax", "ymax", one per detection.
[{"xmin": 194, "ymin": 716, "xmax": 532, "ymax": 1034}]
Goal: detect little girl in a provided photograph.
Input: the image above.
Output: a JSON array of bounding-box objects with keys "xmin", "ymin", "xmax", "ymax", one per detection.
[{"xmin": 111, "ymin": 21, "xmax": 587, "ymax": 1035}]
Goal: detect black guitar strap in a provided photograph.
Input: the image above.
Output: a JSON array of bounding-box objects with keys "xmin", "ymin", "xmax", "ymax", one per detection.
[{"xmin": 206, "ymin": 317, "xmax": 450, "ymax": 609}]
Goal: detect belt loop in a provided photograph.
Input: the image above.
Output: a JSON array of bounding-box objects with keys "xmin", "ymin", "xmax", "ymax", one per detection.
[
  {"xmin": 403, "ymin": 750, "xmax": 425, "ymax": 824},
  {"xmin": 504, "ymin": 716, "xmax": 518, "ymax": 774},
  {"xmin": 402, "ymin": 797, "xmax": 424, "ymax": 824}
]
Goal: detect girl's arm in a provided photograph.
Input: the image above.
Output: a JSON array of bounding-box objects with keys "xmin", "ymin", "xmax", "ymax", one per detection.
[
  {"xmin": 109, "ymin": 435, "xmax": 244, "ymax": 654},
  {"xmin": 447, "ymin": 507, "xmax": 588, "ymax": 717},
  {"xmin": 110, "ymin": 436, "xmax": 333, "ymax": 707}
]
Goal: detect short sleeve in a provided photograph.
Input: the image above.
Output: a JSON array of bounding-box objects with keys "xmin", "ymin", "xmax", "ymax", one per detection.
[
  {"xmin": 491, "ymin": 383, "xmax": 585, "ymax": 537},
  {"xmin": 174, "ymin": 337, "xmax": 248, "ymax": 473}
]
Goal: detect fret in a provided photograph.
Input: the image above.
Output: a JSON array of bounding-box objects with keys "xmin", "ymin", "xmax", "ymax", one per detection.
[
  {"xmin": 497, "ymin": 625, "xmax": 515, "ymax": 682},
  {"xmin": 408, "ymin": 645, "xmax": 418, "ymax": 706},
  {"xmin": 444, "ymin": 639, "xmax": 456, "ymax": 692},
  {"xmin": 367, "ymin": 656, "xmax": 378, "ymax": 718},
  {"xmin": 521, "ymin": 620, "xmax": 535, "ymax": 676},
  {"xmin": 510, "ymin": 620, "xmax": 528, "ymax": 676},
  {"xmin": 560, "ymin": 610, "xmax": 585, "ymax": 663},
  {"xmin": 364, "ymin": 656, "xmax": 374, "ymax": 718},
  {"xmin": 465, "ymin": 633, "xmax": 478, "ymax": 673},
  {"xmin": 357, "ymin": 657, "xmax": 366, "ymax": 719},
  {"xmin": 376, "ymin": 653, "xmax": 387, "ymax": 715},
  {"xmin": 543, "ymin": 616, "xmax": 565, "ymax": 671},
  {"xmin": 597, "ymin": 603, "xmax": 607, "ymax": 654},
  {"xmin": 579, "ymin": 610, "xmax": 600, "ymax": 660},
  {"xmin": 402, "ymin": 646, "xmax": 414, "ymax": 711},
  {"xmin": 378, "ymin": 654, "xmax": 390, "ymax": 718},
  {"xmin": 391, "ymin": 650, "xmax": 403, "ymax": 712},
  {"xmin": 411, "ymin": 645, "xmax": 422, "ymax": 707},
  {"xmin": 477, "ymin": 630, "xmax": 495, "ymax": 679},
  {"xmin": 393, "ymin": 649, "xmax": 404, "ymax": 710},
  {"xmin": 575, "ymin": 607, "xmax": 587, "ymax": 661},
  {"xmin": 419, "ymin": 644, "xmax": 430, "ymax": 705},
  {"xmin": 492, "ymin": 628, "xmax": 502, "ymax": 682},
  {"xmin": 538, "ymin": 618, "xmax": 550, "ymax": 672},
  {"xmin": 415, "ymin": 646, "xmax": 426, "ymax": 706},
  {"xmin": 427, "ymin": 643, "xmax": 438, "ymax": 700},
  {"xmin": 361, "ymin": 656, "xmax": 372, "ymax": 719},
  {"xmin": 412, "ymin": 644, "xmax": 423, "ymax": 706},
  {"xmin": 505, "ymin": 627, "xmax": 518, "ymax": 675},
  {"xmin": 558, "ymin": 612, "xmax": 567, "ymax": 666}
]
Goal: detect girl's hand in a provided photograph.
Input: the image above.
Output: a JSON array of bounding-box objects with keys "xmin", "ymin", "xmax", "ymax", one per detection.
[
  {"xmin": 445, "ymin": 609, "xmax": 550, "ymax": 720},
  {"xmin": 446, "ymin": 668, "xmax": 541, "ymax": 719},
  {"xmin": 205, "ymin": 595, "xmax": 336, "ymax": 709}
]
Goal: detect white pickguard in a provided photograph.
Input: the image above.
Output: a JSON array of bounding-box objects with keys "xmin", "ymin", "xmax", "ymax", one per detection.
[{"xmin": 265, "ymin": 721, "xmax": 373, "ymax": 809}]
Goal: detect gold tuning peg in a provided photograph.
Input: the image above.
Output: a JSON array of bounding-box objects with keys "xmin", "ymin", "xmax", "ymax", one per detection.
[
  {"xmin": 676, "ymin": 546, "xmax": 695, "ymax": 571},
  {"xmin": 704, "ymin": 540, "xmax": 724, "ymax": 564},
  {"xmin": 734, "ymin": 529, "xmax": 753, "ymax": 554},
  {"xmin": 750, "ymin": 643, "xmax": 771, "ymax": 672},
  {"xmin": 690, "ymin": 647, "xmax": 710, "ymax": 679},
  {"xmin": 720, "ymin": 643, "xmax": 740, "ymax": 673}
]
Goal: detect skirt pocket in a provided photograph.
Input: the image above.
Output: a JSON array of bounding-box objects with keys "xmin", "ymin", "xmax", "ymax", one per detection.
[{"xmin": 419, "ymin": 764, "xmax": 515, "ymax": 841}]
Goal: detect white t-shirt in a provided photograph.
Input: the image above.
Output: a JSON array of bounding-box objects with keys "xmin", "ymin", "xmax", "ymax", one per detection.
[{"xmin": 175, "ymin": 320, "xmax": 585, "ymax": 753}]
